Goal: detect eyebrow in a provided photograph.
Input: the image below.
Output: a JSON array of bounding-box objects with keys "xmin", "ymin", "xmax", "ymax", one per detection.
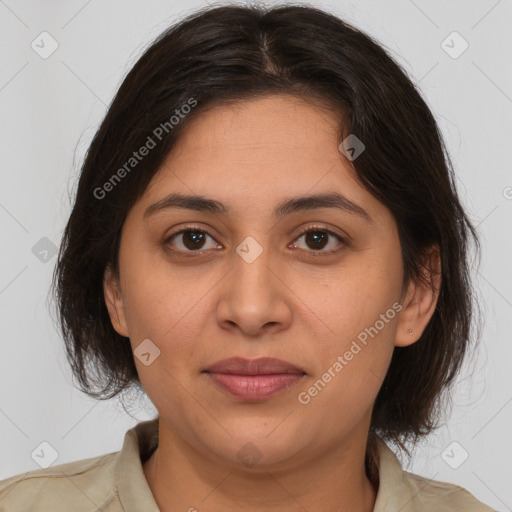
[{"xmin": 143, "ymin": 192, "xmax": 373, "ymax": 224}]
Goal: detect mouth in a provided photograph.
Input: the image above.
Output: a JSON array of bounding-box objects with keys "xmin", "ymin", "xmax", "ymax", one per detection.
[
  {"xmin": 203, "ymin": 357, "xmax": 306, "ymax": 401},
  {"xmin": 203, "ymin": 356, "xmax": 305, "ymax": 375}
]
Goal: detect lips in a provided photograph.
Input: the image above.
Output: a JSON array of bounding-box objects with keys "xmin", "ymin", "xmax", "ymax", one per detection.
[
  {"xmin": 204, "ymin": 357, "xmax": 305, "ymax": 376},
  {"xmin": 203, "ymin": 357, "xmax": 306, "ymax": 400}
]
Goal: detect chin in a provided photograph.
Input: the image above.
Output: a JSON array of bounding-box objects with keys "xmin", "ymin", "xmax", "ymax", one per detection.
[{"xmin": 206, "ymin": 426, "xmax": 310, "ymax": 470}]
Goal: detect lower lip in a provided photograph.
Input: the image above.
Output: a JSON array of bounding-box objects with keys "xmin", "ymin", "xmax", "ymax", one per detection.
[{"xmin": 205, "ymin": 372, "xmax": 305, "ymax": 400}]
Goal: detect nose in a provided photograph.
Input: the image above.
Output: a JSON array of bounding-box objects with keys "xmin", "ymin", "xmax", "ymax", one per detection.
[{"xmin": 215, "ymin": 241, "xmax": 293, "ymax": 337}]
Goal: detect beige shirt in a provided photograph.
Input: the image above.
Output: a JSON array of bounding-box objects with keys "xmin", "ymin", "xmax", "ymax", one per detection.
[{"xmin": 0, "ymin": 418, "xmax": 496, "ymax": 511}]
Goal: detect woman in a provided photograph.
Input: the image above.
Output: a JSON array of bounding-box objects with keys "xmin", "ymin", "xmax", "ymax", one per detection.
[{"xmin": 0, "ymin": 3, "xmax": 496, "ymax": 511}]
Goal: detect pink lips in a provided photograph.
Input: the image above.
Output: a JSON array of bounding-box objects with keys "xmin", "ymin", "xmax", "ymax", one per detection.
[{"xmin": 203, "ymin": 357, "xmax": 306, "ymax": 401}]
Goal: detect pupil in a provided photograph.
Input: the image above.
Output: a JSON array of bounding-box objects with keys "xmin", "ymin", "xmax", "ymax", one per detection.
[
  {"xmin": 307, "ymin": 231, "xmax": 327, "ymax": 250},
  {"xmin": 184, "ymin": 231, "xmax": 205, "ymax": 250}
]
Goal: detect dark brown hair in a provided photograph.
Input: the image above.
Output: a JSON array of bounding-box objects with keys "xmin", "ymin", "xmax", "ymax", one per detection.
[{"xmin": 51, "ymin": 3, "xmax": 481, "ymax": 460}]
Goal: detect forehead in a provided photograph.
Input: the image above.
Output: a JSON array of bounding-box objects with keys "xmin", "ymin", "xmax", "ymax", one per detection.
[
  {"xmin": 172, "ymin": 94, "xmax": 341, "ymax": 158},
  {"xmin": 145, "ymin": 95, "xmax": 356, "ymax": 193},
  {"xmin": 133, "ymin": 94, "xmax": 390, "ymax": 228}
]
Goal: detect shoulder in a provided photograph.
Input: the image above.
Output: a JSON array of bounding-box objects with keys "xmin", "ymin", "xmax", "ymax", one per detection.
[
  {"xmin": 0, "ymin": 451, "xmax": 120, "ymax": 512},
  {"xmin": 372, "ymin": 437, "xmax": 497, "ymax": 511},
  {"xmin": 402, "ymin": 470, "xmax": 498, "ymax": 511}
]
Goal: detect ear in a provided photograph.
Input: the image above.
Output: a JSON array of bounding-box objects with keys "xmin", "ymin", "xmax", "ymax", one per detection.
[
  {"xmin": 103, "ymin": 265, "xmax": 130, "ymax": 337},
  {"xmin": 395, "ymin": 245, "xmax": 441, "ymax": 347}
]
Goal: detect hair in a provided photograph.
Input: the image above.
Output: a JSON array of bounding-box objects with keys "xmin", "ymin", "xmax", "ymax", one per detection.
[{"xmin": 51, "ymin": 2, "xmax": 481, "ymax": 469}]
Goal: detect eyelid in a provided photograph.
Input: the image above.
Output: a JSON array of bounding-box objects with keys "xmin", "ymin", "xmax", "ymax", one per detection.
[{"xmin": 164, "ymin": 223, "xmax": 347, "ymax": 255}]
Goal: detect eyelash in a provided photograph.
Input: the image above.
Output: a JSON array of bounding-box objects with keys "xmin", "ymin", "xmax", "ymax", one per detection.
[{"xmin": 164, "ymin": 224, "xmax": 346, "ymax": 257}]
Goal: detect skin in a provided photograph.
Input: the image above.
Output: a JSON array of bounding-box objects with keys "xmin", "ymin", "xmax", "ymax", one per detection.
[{"xmin": 104, "ymin": 94, "xmax": 440, "ymax": 512}]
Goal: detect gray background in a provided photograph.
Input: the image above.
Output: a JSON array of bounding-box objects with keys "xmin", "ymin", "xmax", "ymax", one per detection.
[{"xmin": 0, "ymin": 0, "xmax": 511, "ymax": 510}]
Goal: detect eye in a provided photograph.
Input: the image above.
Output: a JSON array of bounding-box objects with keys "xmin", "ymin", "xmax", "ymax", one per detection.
[
  {"xmin": 164, "ymin": 224, "xmax": 346, "ymax": 256},
  {"xmin": 165, "ymin": 226, "xmax": 221, "ymax": 254},
  {"xmin": 290, "ymin": 226, "xmax": 345, "ymax": 255}
]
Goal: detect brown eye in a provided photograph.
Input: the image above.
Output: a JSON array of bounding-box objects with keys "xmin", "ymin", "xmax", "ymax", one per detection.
[
  {"xmin": 166, "ymin": 228, "xmax": 219, "ymax": 253},
  {"xmin": 304, "ymin": 230, "xmax": 329, "ymax": 250},
  {"xmin": 291, "ymin": 227, "xmax": 345, "ymax": 254}
]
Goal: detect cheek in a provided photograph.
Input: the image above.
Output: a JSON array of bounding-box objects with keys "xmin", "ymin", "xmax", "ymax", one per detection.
[
  {"xmin": 120, "ymin": 266, "xmax": 221, "ymax": 399},
  {"xmin": 119, "ymin": 238, "xmax": 213, "ymax": 341},
  {"xmin": 292, "ymin": 251, "xmax": 400, "ymax": 402},
  {"xmin": 296, "ymin": 251, "xmax": 402, "ymax": 343},
  {"xmin": 123, "ymin": 282, "xmax": 209, "ymax": 356},
  {"xmin": 295, "ymin": 301, "xmax": 398, "ymax": 435}
]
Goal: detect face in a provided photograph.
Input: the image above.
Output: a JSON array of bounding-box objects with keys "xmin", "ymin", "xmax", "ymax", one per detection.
[{"xmin": 104, "ymin": 94, "xmax": 437, "ymax": 470}]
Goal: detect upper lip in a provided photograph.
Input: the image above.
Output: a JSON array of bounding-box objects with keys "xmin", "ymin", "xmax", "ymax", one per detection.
[{"xmin": 204, "ymin": 357, "xmax": 305, "ymax": 375}]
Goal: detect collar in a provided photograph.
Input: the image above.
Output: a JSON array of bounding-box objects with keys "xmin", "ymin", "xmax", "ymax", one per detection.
[{"xmin": 116, "ymin": 418, "xmax": 160, "ymax": 512}]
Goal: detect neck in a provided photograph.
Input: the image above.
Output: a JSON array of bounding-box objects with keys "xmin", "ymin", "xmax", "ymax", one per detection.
[{"xmin": 143, "ymin": 421, "xmax": 378, "ymax": 512}]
